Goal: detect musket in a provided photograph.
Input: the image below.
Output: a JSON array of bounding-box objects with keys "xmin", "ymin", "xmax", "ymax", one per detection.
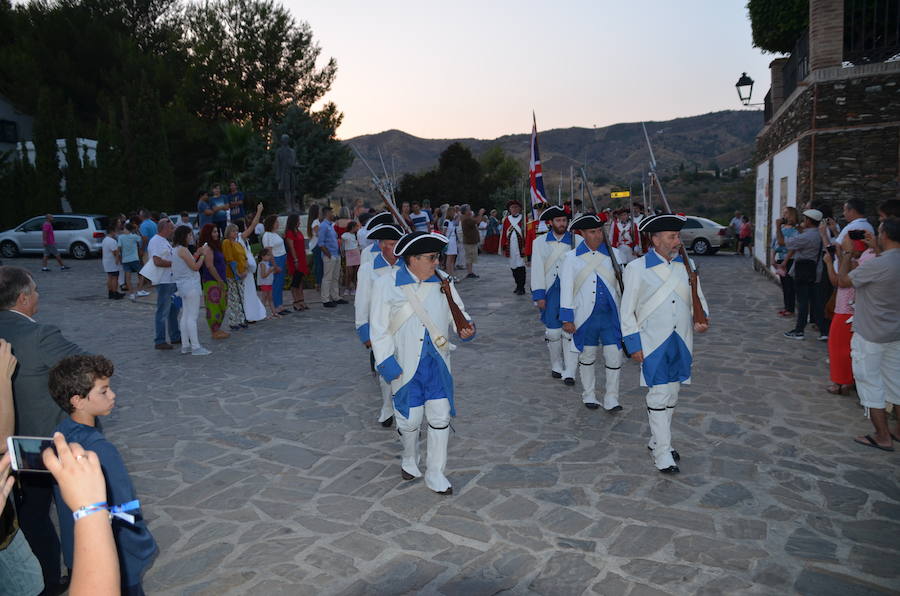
[
  {"xmin": 351, "ymin": 145, "xmax": 412, "ymax": 233},
  {"xmin": 579, "ymin": 167, "xmax": 624, "ymax": 293},
  {"xmin": 569, "ymin": 166, "xmax": 576, "ymax": 248},
  {"xmin": 641, "ymin": 123, "xmax": 708, "ymax": 326}
]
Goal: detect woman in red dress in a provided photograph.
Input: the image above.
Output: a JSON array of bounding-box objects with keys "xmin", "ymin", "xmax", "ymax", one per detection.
[{"xmin": 284, "ymin": 213, "xmax": 309, "ymax": 311}]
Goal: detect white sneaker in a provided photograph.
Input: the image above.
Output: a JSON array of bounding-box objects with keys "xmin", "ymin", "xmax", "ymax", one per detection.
[
  {"xmin": 136, "ymin": 290, "xmax": 150, "ymax": 297},
  {"xmin": 192, "ymin": 347, "xmax": 211, "ymax": 356},
  {"xmin": 180, "ymin": 346, "xmax": 192, "ymax": 354}
]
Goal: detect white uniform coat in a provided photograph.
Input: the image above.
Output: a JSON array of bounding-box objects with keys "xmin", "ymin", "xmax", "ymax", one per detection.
[
  {"xmin": 619, "ymin": 249, "xmax": 709, "ymax": 387},
  {"xmin": 360, "ymin": 241, "xmax": 380, "ymax": 267},
  {"xmin": 558, "ymin": 242, "xmax": 625, "ymax": 351},
  {"xmin": 354, "ymin": 252, "xmax": 398, "ymax": 343},
  {"xmin": 530, "ymin": 230, "xmax": 577, "ymax": 302},
  {"xmin": 503, "ymin": 214, "xmax": 525, "ymax": 269},
  {"xmin": 369, "ymin": 263, "xmax": 473, "ymax": 417}
]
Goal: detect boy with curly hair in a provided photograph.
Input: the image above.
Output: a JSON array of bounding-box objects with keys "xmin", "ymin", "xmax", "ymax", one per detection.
[{"xmin": 49, "ymin": 354, "xmax": 157, "ymax": 595}]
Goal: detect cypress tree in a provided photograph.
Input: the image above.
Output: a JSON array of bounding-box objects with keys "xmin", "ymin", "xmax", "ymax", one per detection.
[
  {"xmin": 33, "ymin": 88, "xmax": 61, "ymax": 213},
  {"xmin": 63, "ymin": 101, "xmax": 84, "ymax": 210}
]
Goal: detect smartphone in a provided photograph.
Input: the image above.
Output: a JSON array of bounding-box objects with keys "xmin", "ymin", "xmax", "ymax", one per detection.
[
  {"xmin": 848, "ymin": 230, "xmax": 865, "ymax": 240},
  {"xmin": 826, "ymin": 245, "xmax": 836, "ymax": 256},
  {"xmin": 6, "ymin": 436, "xmax": 54, "ymax": 473}
]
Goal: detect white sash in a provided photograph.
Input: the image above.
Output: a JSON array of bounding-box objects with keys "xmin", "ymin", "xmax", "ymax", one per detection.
[
  {"xmin": 543, "ymin": 242, "xmax": 569, "ymax": 280},
  {"xmin": 636, "ymin": 265, "xmax": 690, "ymax": 326},
  {"xmin": 400, "ymin": 284, "xmax": 451, "ymax": 352},
  {"xmin": 574, "ymin": 252, "xmax": 618, "ymax": 296}
]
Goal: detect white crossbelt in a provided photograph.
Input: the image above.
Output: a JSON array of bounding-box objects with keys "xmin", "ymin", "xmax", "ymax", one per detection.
[
  {"xmin": 387, "ymin": 283, "xmax": 452, "ymax": 353},
  {"xmin": 543, "ymin": 242, "xmax": 570, "ymax": 280},
  {"xmin": 573, "ymin": 252, "xmax": 618, "ymax": 296},
  {"xmin": 636, "ymin": 264, "xmax": 691, "ymax": 326}
]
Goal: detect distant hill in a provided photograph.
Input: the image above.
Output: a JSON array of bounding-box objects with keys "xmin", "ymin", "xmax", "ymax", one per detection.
[{"xmin": 335, "ymin": 110, "xmax": 763, "ymax": 205}]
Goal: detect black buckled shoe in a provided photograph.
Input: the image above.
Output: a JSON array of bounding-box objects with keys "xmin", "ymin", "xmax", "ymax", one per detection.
[
  {"xmin": 584, "ymin": 403, "xmax": 599, "ymax": 410},
  {"xmin": 401, "ymin": 469, "xmax": 415, "ymax": 481},
  {"xmin": 551, "ymin": 371, "xmax": 562, "ymax": 379},
  {"xmin": 381, "ymin": 416, "xmax": 394, "ymax": 428},
  {"xmin": 659, "ymin": 465, "xmax": 680, "ymax": 474},
  {"xmin": 436, "ymin": 486, "xmax": 453, "ymax": 495},
  {"xmin": 563, "ymin": 378, "xmax": 575, "ymax": 386}
]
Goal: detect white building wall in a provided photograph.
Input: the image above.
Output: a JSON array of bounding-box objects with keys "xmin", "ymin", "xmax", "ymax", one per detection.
[{"xmin": 754, "ymin": 160, "xmax": 769, "ymax": 264}]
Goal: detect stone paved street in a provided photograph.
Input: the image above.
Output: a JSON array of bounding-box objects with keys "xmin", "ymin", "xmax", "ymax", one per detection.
[{"xmin": 12, "ymin": 251, "xmax": 900, "ymax": 595}]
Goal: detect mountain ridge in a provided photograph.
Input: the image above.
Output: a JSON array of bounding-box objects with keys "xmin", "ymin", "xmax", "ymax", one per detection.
[{"xmin": 335, "ymin": 109, "xmax": 762, "ymax": 201}]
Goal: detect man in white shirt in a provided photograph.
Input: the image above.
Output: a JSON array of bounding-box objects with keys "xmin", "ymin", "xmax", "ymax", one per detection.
[
  {"xmin": 147, "ymin": 218, "xmax": 181, "ymax": 349},
  {"xmin": 832, "ymin": 199, "xmax": 875, "ymax": 245}
]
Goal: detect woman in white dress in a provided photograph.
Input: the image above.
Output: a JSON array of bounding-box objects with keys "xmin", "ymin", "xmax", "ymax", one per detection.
[{"xmin": 238, "ymin": 203, "xmax": 267, "ymax": 322}]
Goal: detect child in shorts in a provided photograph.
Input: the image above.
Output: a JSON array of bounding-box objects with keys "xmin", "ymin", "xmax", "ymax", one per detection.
[
  {"xmin": 257, "ymin": 247, "xmax": 279, "ymax": 318},
  {"xmin": 101, "ymin": 225, "xmax": 124, "ymax": 300},
  {"xmin": 49, "ymin": 355, "xmax": 157, "ymax": 596}
]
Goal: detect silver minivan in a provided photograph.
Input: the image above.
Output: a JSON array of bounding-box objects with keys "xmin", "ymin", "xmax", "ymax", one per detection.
[{"xmin": 0, "ymin": 214, "xmax": 109, "ymax": 259}]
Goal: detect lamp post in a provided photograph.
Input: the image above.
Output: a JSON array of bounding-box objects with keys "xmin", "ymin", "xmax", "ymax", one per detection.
[{"xmin": 735, "ymin": 72, "xmax": 755, "ymax": 105}]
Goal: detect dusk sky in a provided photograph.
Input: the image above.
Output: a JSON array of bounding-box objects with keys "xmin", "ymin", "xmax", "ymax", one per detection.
[{"xmin": 293, "ymin": 0, "xmax": 778, "ymax": 140}]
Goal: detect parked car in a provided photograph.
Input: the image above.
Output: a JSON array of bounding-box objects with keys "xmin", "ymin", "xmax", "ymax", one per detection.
[
  {"xmin": 680, "ymin": 216, "xmax": 732, "ymax": 255},
  {"xmin": 0, "ymin": 214, "xmax": 109, "ymax": 259}
]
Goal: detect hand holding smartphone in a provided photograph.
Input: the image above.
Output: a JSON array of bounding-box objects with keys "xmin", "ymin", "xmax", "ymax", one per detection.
[{"xmin": 7, "ymin": 436, "xmax": 54, "ymax": 473}]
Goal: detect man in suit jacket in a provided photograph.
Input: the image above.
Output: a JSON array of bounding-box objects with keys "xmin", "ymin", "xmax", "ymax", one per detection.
[{"xmin": 0, "ymin": 266, "xmax": 82, "ymax": 593}]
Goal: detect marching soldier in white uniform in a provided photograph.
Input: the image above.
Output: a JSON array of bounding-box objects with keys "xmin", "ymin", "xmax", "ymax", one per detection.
[
  {"xmin": 369, "ymin": 231, "xmax": 475, "ymax": 495},
  {"xmin": 354, "ymin": 223, "xmax": 404, "ymax": 427},
  {"xmin": 620, "ymin": 214, "xmax": 709, "ymax": 474},
  {"xmin": 559, "ymin": 215, "xmax": 626, "ymax": 411},
  {"xmin": 530, "ymin": 205, "xmax": 579, "ymax": 384},
  {"xmin": 501, "ymin": 200, "xmax": 527, "ymax": 295},
  {"xmin": 360, "ymin": 211, "xmax": 395, "ymax": 267}
]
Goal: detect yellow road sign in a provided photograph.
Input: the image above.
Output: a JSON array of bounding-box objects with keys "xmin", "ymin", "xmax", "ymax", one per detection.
[{"xmin": 610, "ymin": 191, "xmax": 631, "ymax": 199}]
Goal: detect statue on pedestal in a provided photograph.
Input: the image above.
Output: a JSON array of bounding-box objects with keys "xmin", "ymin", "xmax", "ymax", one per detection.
[{"xmin": 275, "ymin": 134, "xmax": 300, "ymax": 211}]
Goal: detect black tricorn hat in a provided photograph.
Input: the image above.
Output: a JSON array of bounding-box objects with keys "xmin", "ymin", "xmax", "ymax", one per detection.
[
  {"xmin": 540, "ymin": 205, "xmax": 569, "ymax": 221},
  {"xmin": 637, "ymin": 214, "xmax": 687, "ymax": 233},
  {"xmin": 568, "ymin": 214, "xmax": 604, "ymax": 231},
  {"xmin": 394, "ymin": 231, "xmax": 448, "ymax": 256},
  {"xmin": 365, "ymin": 211, "xmax": 394, "ymax": 230},
  {"xmin": 367, "ymin": 223, "xmax": 404, "ymax": 241}
]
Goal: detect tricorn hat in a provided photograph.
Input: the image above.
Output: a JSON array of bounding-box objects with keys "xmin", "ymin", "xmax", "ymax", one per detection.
[
  {"xmin": 365, "ymin": 211, "xmax": 394, "ymax": 230},
  {"xmin": 367, "ymin": 223, "xmax": 404, "ymax": 241},
  {"xmin": 540, "ymin": 205, "xmax": 568, "ymax": 221},
  {"xmin": 637, "ymin": 214, "xmax": 687, "ymax": 233},
  {"xmin": 394, "ymin": 231, "xmax": 448, "ymax": 256},
  {"xmin": 568, "ymin": 214, "xmax": 604, "ymax": 231}
]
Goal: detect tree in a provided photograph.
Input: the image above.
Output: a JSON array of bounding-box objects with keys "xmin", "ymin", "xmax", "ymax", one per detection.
[
  {"xmin": 33, "ymin": 88, "xmax": 60, "ymax": 213},
  {"xmin": 62, "ymin": 101, "xmax": 84, "ymax": 209},
  {"xmin": 747, "ymin": 0, "xmax": 808, "ymax": 54},
  {"xmin": 184, "ymin": 0, "xmax": 337, "ymax": 131},
  {"xmin": 260, "ymin": 104, "xmax": 353, "ymax": 209},
  {"xmin": 129, "ymin": 77, "xmax": 175, "ymax": 210},
  {"xmin": 480, "ymin": 145, "xmax": 521, "ymax": 196}
]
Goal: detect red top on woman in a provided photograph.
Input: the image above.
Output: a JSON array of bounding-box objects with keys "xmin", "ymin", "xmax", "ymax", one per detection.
[{"xmin": 285, "ymin": 229, "xmax": 309, "ymax": 275}]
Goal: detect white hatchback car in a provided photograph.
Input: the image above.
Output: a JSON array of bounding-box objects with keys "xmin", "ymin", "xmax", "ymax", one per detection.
[
  {"xmin": 0, "ymin": 214, "xmax": 109, "ymax": 259},
  {"xmin": 680, "ymin": 216, "xmax": 733, "ymax": 255}
]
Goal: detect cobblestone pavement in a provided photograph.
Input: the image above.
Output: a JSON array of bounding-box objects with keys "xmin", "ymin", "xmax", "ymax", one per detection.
[{"xmin": 14, "ymin": 251, "xmax": 900, "ymax": 595}]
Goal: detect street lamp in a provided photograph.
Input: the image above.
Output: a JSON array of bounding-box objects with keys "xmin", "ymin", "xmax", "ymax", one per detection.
[{"xmin": 735, "ymin": 72, "xmax": 754, "ymax": 105}]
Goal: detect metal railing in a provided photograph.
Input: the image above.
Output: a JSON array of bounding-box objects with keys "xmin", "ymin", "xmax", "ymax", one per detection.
[
  {"xmin": 844, "ymin": 0, "xmax": 900, "ymax": 64},
  {"xmin": 783, "ymin": 29, "xmax": 810, "ymax": 99}
]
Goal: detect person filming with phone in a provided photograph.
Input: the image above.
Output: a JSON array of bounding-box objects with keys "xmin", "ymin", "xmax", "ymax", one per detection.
[{"xmin": 0, "ymin": 266, "xmax": 84, "ymax": 593}]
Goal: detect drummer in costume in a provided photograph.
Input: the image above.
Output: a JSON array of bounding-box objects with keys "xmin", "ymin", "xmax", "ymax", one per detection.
[
  {"xmin": 360, "ymin": 211, "xmax": 395, "ymax": 267},
  {"xmin": 369, "ymin": 231, "xmax": 475, "ymax": 495},
  {"xmin": 619, "ymin": 214, "xmax": 709, "ymax": 474},
  {"xmin": 354, "ymin": 223, "xmax": 404, "ymax": 427},
  {"xmin": 530, "ymin": 205, "xmax": 579, "ymax": 384},
  {"xmin": 501, "ymin": 200, "xmax": 527, "ymax": 295},
  {"xmin": 559, "ymin": 214, "xmax": 626, "ymax": 411}
]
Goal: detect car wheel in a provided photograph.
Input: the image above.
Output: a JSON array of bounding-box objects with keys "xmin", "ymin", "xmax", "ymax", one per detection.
[
  {"xmin": 0, "ymin": 241, "xmax": 19, "ymax": 259},
  {"xmin": 692, "ymin": 238, "xmax": 710, "ymax": 255},
  {"xmin": 70, "ymin": 242, "xmax": 89, "ymax": 260}
]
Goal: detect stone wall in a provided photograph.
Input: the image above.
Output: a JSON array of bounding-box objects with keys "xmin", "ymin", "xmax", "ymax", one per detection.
[{"xmin": 757, "ymin": 70, "xmax": 900, "ymax": 215}]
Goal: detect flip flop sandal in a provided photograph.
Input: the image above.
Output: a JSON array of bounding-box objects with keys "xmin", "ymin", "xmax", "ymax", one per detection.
[{"xmin": 854, "ymin": 435, "xmax": 895, "ymax": 452}]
